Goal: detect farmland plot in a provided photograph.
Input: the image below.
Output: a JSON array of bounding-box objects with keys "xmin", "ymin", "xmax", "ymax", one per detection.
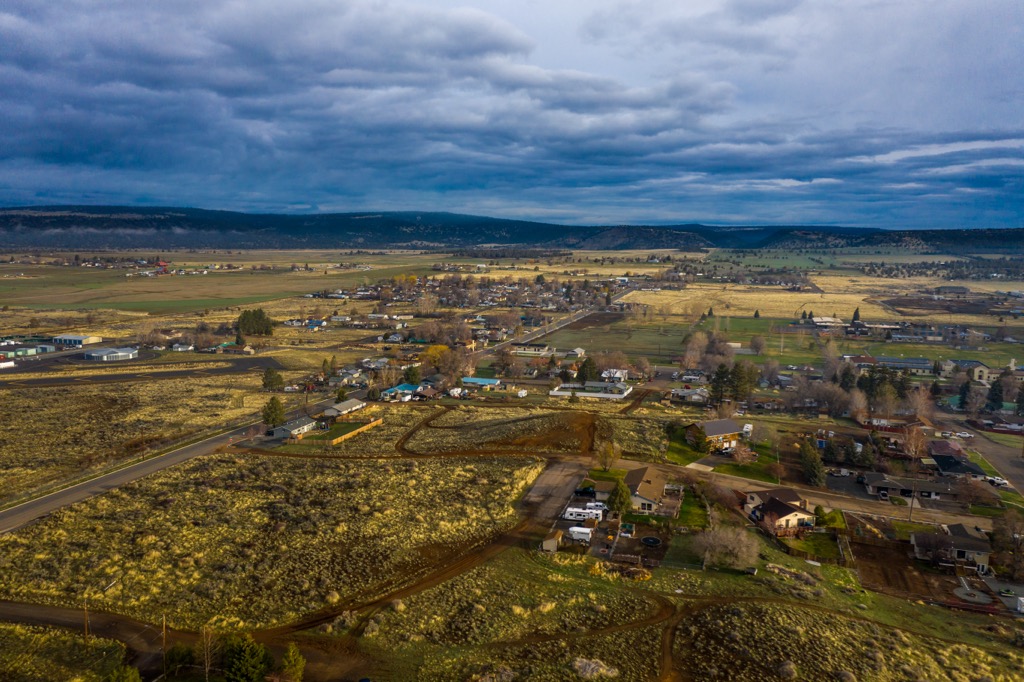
[
  {"xmin": 0, "ymin": 454, "xmax": 542, "ymax": 629},
  {"xmin": 0, "ymin": 374, "xmax": 264, "ymax": 503}
]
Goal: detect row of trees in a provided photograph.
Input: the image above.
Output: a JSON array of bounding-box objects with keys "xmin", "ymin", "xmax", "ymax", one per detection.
[{"xmin": 162, "ymin": 633, "xmax": 304, "ymax": 682}]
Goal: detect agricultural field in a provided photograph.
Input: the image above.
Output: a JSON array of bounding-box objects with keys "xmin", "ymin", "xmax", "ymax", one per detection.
[
  {"xmin": 0, "ymin": 374, "xmax": 267, "ymax": 505},
  {"xmin": 0, "ymin": 623, "xmax": 126, "ymax": 682},
  {"xmin": 0, "ymin": 453, "xmax": 542, "ymax": 630}
]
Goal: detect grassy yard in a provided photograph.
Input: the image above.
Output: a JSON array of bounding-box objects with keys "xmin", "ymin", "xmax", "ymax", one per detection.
[
  {"xmin": 665, "ymin": 434, "xmax": 705, "ymax": 466},
  {"xmin": 586, "ymin": 468, "xmax": 627, "ymax": 482},
  {"xmin": 970, "ymin": 504, "xmax": 1006, "ymax": 518},
  {"xmin": 966, "ymin": 450, "xmax": 1001, "ymax": 478},
  {"xmin": 890, "ymin": 521, "xmax": 938, "ymax": 541},
  {"xmin": 715, "ymin": 449, "xmax": 781, "ymax": 484},
  {"xmin": 980, "ymin": 431, "xmax": 1024, "ymax": 449},
  {"xmin": 675, "ymin": 493, "xmax": 708, "ymax": 528},
  {"xmin": 782, "ymin": 532, "xmax": 840, "ymax": 560},
  {"xmin": 304, "ymin": 421, "xmax": 366, "ymax": 441}
]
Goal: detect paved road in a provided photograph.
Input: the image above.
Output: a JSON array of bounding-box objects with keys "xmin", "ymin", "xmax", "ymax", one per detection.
[
  {"xmin": 931, "ymin": 410, "xmax": 1024, "ymax": 493},
  {"xmin": 0, "ymin": 355, "xmax": 284, "ymax": 389},
  {"xmin": 0, "ymin": 392, "xmax": 351, "ymax": 535}
]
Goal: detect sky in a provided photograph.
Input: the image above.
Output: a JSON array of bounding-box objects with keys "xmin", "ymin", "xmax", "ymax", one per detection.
[{"xmin": 1, "ymin": 0, "xmax": 1022, "ymax": 227}]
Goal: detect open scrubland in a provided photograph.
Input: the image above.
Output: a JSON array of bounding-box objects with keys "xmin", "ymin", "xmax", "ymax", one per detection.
[
  {"xmin": 0, "ymin": 623, "xmax": 125, "ymax": 682},
  {"xmin": 0, "ymin": 374, "xmax": 265, "ymax": 504},
  {"xmin": 0, "ymin": 453, "xmax": 542, "ymax": 630}
]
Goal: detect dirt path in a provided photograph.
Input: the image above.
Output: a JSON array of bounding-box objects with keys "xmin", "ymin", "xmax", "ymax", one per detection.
[{"xmin": 620, "ymin": 388, "xmax": 652, "ymax": 414}]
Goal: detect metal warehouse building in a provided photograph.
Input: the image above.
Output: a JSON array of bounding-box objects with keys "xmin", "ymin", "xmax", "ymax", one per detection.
[
  {"xmin": 53, "ymin": 334, "xmax": 103, "ymax": 347},
  {"xmin": 83, "ymin": 347, "xmax": 139, "ymax": 362}
]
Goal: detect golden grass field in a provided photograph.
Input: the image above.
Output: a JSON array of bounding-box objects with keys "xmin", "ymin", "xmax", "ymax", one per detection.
[{"xmin": 0, "ymin": 374, "xmax": 267, "ymax": 504}]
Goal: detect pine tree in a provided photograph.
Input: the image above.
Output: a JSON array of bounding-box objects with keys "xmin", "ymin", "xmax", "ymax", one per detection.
[
  {"xmin": 707, "ymin": 307, "xmax": 715, "ymax": 317},
  {"xmin": 987, "ymin": 380, "xmax": 1004, "ymax": 411},
  {"xmin": 607, "ymin": 478, "xmax": 632, "ymax": 514},
  {"xmin": 281, "ymin": 642, "xmax": 306, "ymax": 682},
  {"xmin": 753, "ymin": 309, "xmax": 760, "ymax": 318},
  {"xmin": 1017, "ymin": 389, "xmax": 1024, "ymax": 416},
  {"xmin": 852, "ymin": 307, "xmax": 860, "ymax": 322},
  {"xmin": 800, "ymin": 310, "xmax": 807, "ymax": 320},
  {"xmin": 800, "ymin": 441, "xmax": 826, "ymax": 487},
  {"xmin": 262, "ymin": 367, "xmax": 284, "ymax": 391},
  {"xmin": 710, "ymin": 364, "xmax": 731, "ymax": 404},
  {"xmin": 578, "ymin": 357, "xmax": 599, "ymax": 383},
  {"xmin": 223, "ymin": 634, "xmax": 272, "ymax": 682},
  {"xmin": 262, "ymin": 396, "xmax": 286, "ymax": 427},
  {"xmin": 107, "ymin": 667, "xmax": 142, "ymax": 682}
]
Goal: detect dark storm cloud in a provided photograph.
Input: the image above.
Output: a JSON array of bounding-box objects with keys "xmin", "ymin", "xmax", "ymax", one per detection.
[{"xmin": 0, "ymin": 0, "xmax": 1021, "ymax": 226}]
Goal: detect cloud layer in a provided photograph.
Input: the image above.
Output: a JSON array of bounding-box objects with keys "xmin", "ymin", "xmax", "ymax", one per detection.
[{"xmin": 0, "ymin": 0, "xmax": 1021, "ymax": 227}]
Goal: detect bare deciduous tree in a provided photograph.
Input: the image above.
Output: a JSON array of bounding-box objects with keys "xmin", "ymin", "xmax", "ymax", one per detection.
[
  {"xmin": 692, "ymin": 527, "xmax": 759, "ymax": 569},
  {"xmin": 595, "ymin": 441, "xmax": 622, "ymax": 471}
]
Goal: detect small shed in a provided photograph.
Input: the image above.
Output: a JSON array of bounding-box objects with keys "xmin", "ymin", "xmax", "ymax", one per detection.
[{"xmin": 541, "ymin": 530, "xmax": 562, "ymax": 553}]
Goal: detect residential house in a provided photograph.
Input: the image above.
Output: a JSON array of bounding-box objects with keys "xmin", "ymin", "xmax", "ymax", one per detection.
[
  {"xmin": 686, "ymin": 419, "xmax": 742, "ymax": 451},
  {"xmin": 171, "ymin": 343, "xmax": 194, "ymax": 352},
  {"xmin": 624, "ymin": 466, "xmax": 668, "ymax": 514},
  {"xmin": 911, "ymin": 523, "xmax": 991, "ymax": 573},
  {"xmin": 421, "ymin": 374, "xmax": 449, "ymax": 390},
  {"xmin": 601, "ymin": 368, "xmax": 629, "ymax": 382},
  {"xmin": 743, "ymin": 488, "xmax": 808, "ymax": 515},
  {"xmin": 323, "ymin": 399, "xmax": 366, "ymax": 418},
  {"xmin": 671, "ymin": 387, "xmax": 709, "ymax": 404},
  {"xmin": 927, "ymin": 440, "xmax": 966, "ymax": 459},
  {"xmin": 272, "ymin": 416, "xmax": 318, "ymax": 440},
  {"xmin": 564, "ymin": 348, "xmax": 586, "ymax": 360},
  {"xmin": 862, "ymin": 472, "xmax": 960, "ymax": 500},
  {"xmin": 748, "ymin": 496, "xmax": 815, "ymax": 536},
  {"xmin": 931, "ymin": 454, "xmax": 987, "ymax": 480}
]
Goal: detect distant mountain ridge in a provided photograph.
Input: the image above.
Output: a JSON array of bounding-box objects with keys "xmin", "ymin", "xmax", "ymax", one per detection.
[{"xmin": 0, "ymin": 206, "xmax": 1020, "ymax": 252}]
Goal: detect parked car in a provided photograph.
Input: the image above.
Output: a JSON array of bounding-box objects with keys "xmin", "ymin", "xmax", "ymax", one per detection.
[
  {"xmin": 957, "ymin": 432, "xmax": 974, "ymax": 438},
  {"xmin": 878, "ymin": 490, "xmax": 889, "ymax": 501},
  {"xmin": 574, "ymin": 488, "xmax": 597, "ymax": 498},
  {"xmin": 989, "ymin": 477, "xmax": 1009, "ymax": 487},
  {"xmin": 999, "ymin": 588, "xmax": 1016, "ymax": 597}
]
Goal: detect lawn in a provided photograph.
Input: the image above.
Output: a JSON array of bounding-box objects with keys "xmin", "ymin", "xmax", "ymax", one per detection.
[
  {"xmin": 966, "ymin": 450, "xmax": 1001, "ymax": 478},
  {"xmin": 675, "ymin": 493, "xmax": 708, "ymax": 528},
  {"xmin": 303, "ymin": 421, "xmax": 366, "ymax": 441},
  {"xmin": 781, "ymin": 532, "xmax": 840, "ymax": 560},
  {"xmin": 664, "ymin": 434, "xmax": 704, "ymax": 466},
  {"xmin": 970, "ymin": 504, "xmax": 1006, "ymax": 518},
  {"xmin": 538, "ymin": 320, "xmax": 685, "ymax": 364},
  {"xmin": 980, "ymin": 431, "xmax": 1024, "ymax": 449},
  {"xmin": 890, "ymin": 521, "xmax": 938, "ymax": 541}
]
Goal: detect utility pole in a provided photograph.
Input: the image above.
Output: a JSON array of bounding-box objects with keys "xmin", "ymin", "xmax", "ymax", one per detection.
[
  {"xmin": 162, "ymin": 614, "xmax": 168, "ymax": 675},
  {"xmin": 83, "ymin": 600, "xmax": 89, "ymax": 647},
  {"xmin": 908, "ymin": 479, "xmax": 917, "ymax": 522}
]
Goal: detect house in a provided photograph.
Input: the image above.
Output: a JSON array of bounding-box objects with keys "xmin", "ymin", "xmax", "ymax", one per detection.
[
  {"xmin": 564, "ymin": 348, "xmax": 586, "ymax": 360},
  {"xmin": 601, "ymin": 368, "xmax": 629, "ymax": 382},
  {"xmin": 323, "ymin": 399, "xmax": 366, "ymax": 418},
  {"xmin": 931, "ymin": 454, "xmax": 987, "ymax": 480},
  {"xmin": 686, "ymin": 419, "xmax": 742, "ymax": 451},
  {"xmin": 862, "ymin": 472, "xmax": 960, "ymax": 500},
  {"xmin": 671, "ymin": 387, "xmax": 709, "ymax": 404},
  {"xmin": 416, "ymin": 386, "xmax": 440, "ymax": 400},
  {"xmin": 541, "ymin": 530, "xmax": 562, "ymax": 552},
  {"xmin": 171, "ymin": 343, "xmax": 194, "ymax": 352},
  {"xmin": 381, "ymin": 383, "xmax": 420, "ymax": 401},
  {"xmin": 743, "ymin": 488, "xmax": 808, "ymax": 515},
  {"xmin": 911, "ymin": 523, "xmax": 991, "ymax": 573},
  {"xmin": 749, "ymin": 496, "xmax": 815, "ymax": 535},
  {"xmin": 927, "ymin": 440, "xmax": 965, "ymax": 459},
  {"xmin": 272, "ymin": 416, "xmax": 318, "ymax": 440},
  {"xmin": 421, "ymin": 373, "xmax": 448, "ymax": 390},
  {"xmin": 623, "ymin": 466, "xmax": 667, "ymax": 514}
]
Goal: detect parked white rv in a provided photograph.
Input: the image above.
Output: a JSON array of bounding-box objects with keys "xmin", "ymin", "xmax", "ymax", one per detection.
[{"xmin": 563, "ymin": 507, "xmax": 603, "ymax": 521}]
